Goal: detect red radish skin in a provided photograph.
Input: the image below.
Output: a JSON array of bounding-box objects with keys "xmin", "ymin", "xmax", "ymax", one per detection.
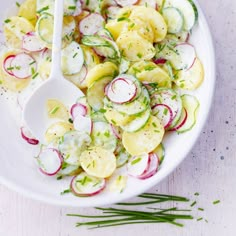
[
  {"xmin": 10, "ymin": 53, "xmax": 37, "ymax": 79},
  {"xmin": 20, "ymin": 127, "xmax": 39, "ymax": 145},
  {"xmin": 138, "ymin": 153, "xmax": 159, "ymax": 180},
  {"xmin": 106, "ymin": 77, "xmax": 137, "ymax": 104},
  {"xmin": 79, "ymin": 13, "xmax": 105, "ymax": 36},
  {"xmin": 70, "ymin": 103, "xmax": 88, "ymax": 119},
  {"xmin": 169, "ymin": 108, "xmax": 188, "ymax": 131},
  {"xmin": 106, "ymin": 6, "xmax": 121, "ymax": 19},
  {"xmin": 115, "ymin": 0, "xmax": 138, "ymax": 7},
  {"xmin": 78, "ymin": 65, "xmax": 88, "ymax": 85},
  {"xmin": 186, "ymin": 57, "xmax": 197, "ymax": 71},
  {"xmin": 152, "ymin": 104, "xmax": 174, "ymax": 129},
  {"xmin": 70, "ymin": 175, "xmax": 106, "ymax": 197},
  {"xmin": 22, "ymin": 32, "xmax": 46, "ymax": 52},
  {"xmin": 3, "ymin": 55, "xmax": 16, "ymax": 76},
  {"xmin": 38, "ymin": 148, "xmax": 63, "ymax": 176},
  {"xmin": 110, "ymin": 124, "xmax": 121, "ymax": 139},
  {"xmin": 153, "ymin": 58, "xmax": 167, "ymax": 65}
]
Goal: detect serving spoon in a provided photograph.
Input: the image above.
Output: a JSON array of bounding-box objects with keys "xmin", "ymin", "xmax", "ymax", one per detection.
[{"xmin": 23, "ymin": 0, "xmax": 84, "ymax": 142}]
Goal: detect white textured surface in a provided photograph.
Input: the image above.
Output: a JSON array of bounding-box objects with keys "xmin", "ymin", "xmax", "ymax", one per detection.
[{"xmin": 0, "ymin": 0, "xmax": 236, "ymax": 235}]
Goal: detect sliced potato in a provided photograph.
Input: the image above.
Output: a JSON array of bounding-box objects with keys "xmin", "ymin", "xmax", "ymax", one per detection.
[
  {"xmin": 175, "ymin": 58, "xmax": 204, "ymax": 90},
  {"xmin": 105, "ymin": 20, "xmax": 127, "ymax": 40},
  {"xmin": 104, "ymin": 108, "xmax": 133, "ymax": 126},
  {"xmin": 45, "ymin": 122, "xmax": 73, "ymax": 144},
  {"xmin": 0, "ymin": 51, "xmax": 30, "ymax": 92},
  {"xmin": 46, "ymin": 99, "xmax": 69, "ymax": 121},
  {"xmin": 116, "ymin": 31, "xmax": 156, "ymax": 61},
  {"xmin": 128, "ymin": 61, "xmax": 171, "ymax": 87},
  {"xmin": 130, "ymin": 6, "xmax": 167, "ymax": 42},
  {"xmin": 85, "ymin": 62, "xmax": 118, "ymax": 87},
  {"xmin": 38, "ymin": 59, "xmax": 51, "ymax": 80},
  {"xmin": 122, "ymin": 116, "xmax": 165, "ymax": 155},
  {"xmin": 80, "ymin": 146, "xmax": 116, "ymax": 178},
  {"xmin": 18, "ymin": 0, "xmax": 37, "ymax": 26},
  {"xmin": 110, "ymin": 175, "xmax": 127, "ymax": 193},
  {"xmin": 81, "ymin": 45, "xmax": 100, "ymax": 69},
  {"xmin": 126, "ymin": 16, "xmax": 154, "ymax": 43},
  {"xmin": 3, "ymin": 16, "xmax": 34, "ymax": 48}
]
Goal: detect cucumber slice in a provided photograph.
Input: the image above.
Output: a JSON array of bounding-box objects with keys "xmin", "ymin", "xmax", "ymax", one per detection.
[
  {"xmin": 153, "ymin": 143, "xmax": 165, "ymax": 165},
  {"xmin": 91, "ymin": 111, "xmax": 107, "ymax": 122},
  {"xmin": 91, "ymin": 121, "xmax": 118, "ymax": 152},
  {"xmin": 58, "ymin": 163, "xmax": 81, "ymax": 176},
  {"xmin": 59, "ymin": 131, "xmax": 91, "ymax": 166},
  {"xmin": 177, "ymin": 94, "xmax": 199, "ymax": 133},
  {"xmin": 163, "ymin": 0, "xmax": 198, "ymax": 31},
  {"xmin": 122, "ymin": 116, "xmax": 165, "ymax": 156},
  {"xmin": 116, "ymin": 148, "xmax": 131, "ymax": 168},
  {"xmin": 162, "ymin": 7, "xmax": 184, "ymax": 34},
  {"xmin": 61, "ymin": 41, "xmax": 84, "ymax": 75},
  {"xmin": 119, "ymin": 58, "xmax": 130, "ymax": 74},
  {"xmin": 121, "ymin": 108, "xmax": 151, "ymax": 133},
  {"xmin": 104, "ymin": 87, "xmax": 150, "ymax": 115},
  {"xmin": 151, "ymin": 88, "xmax": 182, "ymax": 129},
  {"xmin": 87, "ymin": 76, "xmax": 113, "ymax": 111},
  {"xmin": 79, "ymin": 146, "xmax": 116, "ymax": 178}
]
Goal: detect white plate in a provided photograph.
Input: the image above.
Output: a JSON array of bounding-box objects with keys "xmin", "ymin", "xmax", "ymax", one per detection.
[{"xmin": 0, "ymin": 0, "xmax": 215, "ymax": 207}]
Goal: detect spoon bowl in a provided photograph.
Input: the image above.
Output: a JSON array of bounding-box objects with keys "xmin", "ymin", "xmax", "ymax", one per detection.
[{"xmin": 23, "ymin": 0, "xmax": 84, "ymax": 142}]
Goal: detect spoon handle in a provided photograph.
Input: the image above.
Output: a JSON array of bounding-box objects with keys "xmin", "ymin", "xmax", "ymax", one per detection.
[{"xmin": 51, "ymin": 0, "xmax": 64, "ymax": 78}]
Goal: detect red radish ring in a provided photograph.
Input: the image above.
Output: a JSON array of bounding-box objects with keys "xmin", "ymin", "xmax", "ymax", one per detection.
[
  {"xmin": 110, "ymin": 124, "xmax": 121, "ymax": 139},
  {"xmin": 20, "ymin": 126, "xmax": 39, "ymax": 145},
  {"xmin": 37, "ymin": 148, "xmax": 63, "ymax": 176},
  {"xmin": 152, "ymin": 104, "xmax": 173, "ymax": 129},
  {"xmin": 138, "ymin": 153, "xmax": 159, "ymax": 179},
  {"xmin": 70, "ymin": 172, "xmax": 106, "ymax": 197},
  {"xmin": 73, "ymin": 114, "xmax": 93, "ymax": 135},
  {"xmin": 3, "ymin": 55, "xmax": 16, "ymax": 76},
  {"xmin": 169, "ymin": 108, "xmax": 188, "ymax": 131},
  {"xmin": 22, "ymin": 32, "xmax": 46, "ymax": 52},
  {"xmin": 10, "ymin": 53, "xmax": 37, "ymax": 79},
  {"xmin": 127, "ymin": 154, "xmax": 151, "ymax": 177},
  {"xmin": 106, "ymin": 77, "xmax": 137, "ymax": 104},
  {"xmin": 153, "ymin": 58, "xmax": 167, "ymax": 65},
  {"xmin": 70, "ymin": 103, "xmax": 88, "ymax": 119},
  {"xmin": 115, "ymin": 0, "xmax": 138, "ymax": 7},
  {"xmin": 79, "ymin": 13, "xmax": 105, "ymax": 35}
]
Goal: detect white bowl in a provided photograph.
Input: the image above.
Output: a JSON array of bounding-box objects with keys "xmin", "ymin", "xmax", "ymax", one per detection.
[{"xmin": 0, "ymin": 0, "xmax": 215, "ymax": 207}]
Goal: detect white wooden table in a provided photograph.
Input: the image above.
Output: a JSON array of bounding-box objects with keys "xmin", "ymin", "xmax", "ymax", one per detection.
[{"xmin": 1, "ymin": 0, "xmax": 236, "ymax": 235}]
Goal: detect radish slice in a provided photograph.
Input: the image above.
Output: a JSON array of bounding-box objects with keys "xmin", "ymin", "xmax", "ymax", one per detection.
[
  {"xmin": 10, "ymin": 53, "xmax": 37, "ymax": 79},
  {"xmin": 152, "ymin": 104, "xmax": 173, "ymax": 129},
  {"xmin": 115, "ymin": 0, "xmax": 138, "ymax": 7},
  {"xmin": 73, "ymin": 0, "xmax": 82, "ymax": 16},
  {"xmin": 3, "ymin": 55, "xmax": 16, "ymax": 76},
  {"xmin": 174, "ymin": 43, "xmax": 196, "ymax": 70},
  {"xmin": 153, "ymin": 58, "xmax": 167, "ymax": 65},
  {"xmin": 22, "ymin": 32, "xmax": 46, "ymax": 52},
  {"xmin": 70, "ymin": 172, "xmax": 106, "ymax": 197},
  {"xmin": 127, "ymin": 153, "xmax": 150, "ymax": 177},
  {"xmin": 106, "ymin": 77, "xmax": 137, "ymax": 104},
  {"xmin": 106, "ymin": 6, "xmax": 121, "ymax": 19},
  {"xmin": 37, "ymin": 148, "xmax": 63, "ymax": 176},
  {"xmin": 70, "ymin": 103, "xmax": 88, "ymax": 119},
  {"xmin": 73, "ymin": 114, "xmax": 93, "ymax": 134},
  {"xmin": 20, "ymin": 126, "xmax": 39, "ymax": 145},
  {"xmin": 169, "ymin": 108, "xmax": 188, "ymax": 131},
  {"xmin": 110, "ymin": 124, "xmax": 122, "ymax": 139},
  {"xmin": 79, "ymin": 13, "xmax": 105, "ymax": 35},
  {"xmin": 138, "ymin": 153, "xmax": 159, "ymax": 179}
]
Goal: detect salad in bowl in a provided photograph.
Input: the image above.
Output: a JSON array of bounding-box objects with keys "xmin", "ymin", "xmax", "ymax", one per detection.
[{"xmin": 0, "ymin": 0, "xmax": 206, "ymax": 200}]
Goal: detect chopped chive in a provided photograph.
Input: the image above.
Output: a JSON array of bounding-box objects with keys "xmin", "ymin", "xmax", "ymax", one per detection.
[
  {"xmin": 171, "ymin": 95, "xmax": 177, "ymax": 100},
  {"xmin": 37, "ymin": 6, "xmax": 49, "ymax": 14},
  {"xmin": 16, "ymin": 2, "xmax": 21, "ymax": 7},
  {"xmin": 86, "ymin": 0, "xmax": 90, "ymax": 5},
  {"xmin": 73, "ymin": 52, "xmax": 78, "ymax": 58},
  {"xmin": 0, "ymin": 80, "xmax": 2, "ymax": 85},
  {"xmin": 163, "ymin": 108, "xmax": 168, "ymax": 115},
  {"xmin": 86, "ymin": 163, "xmax": 91, "ymax": 169},
  {"xmin": 92, "ymin": 160, "xmax": 96, "ymax": 168},
  {"xmin": 32, "ymin": 72, "xmax": 39, "ymax": 79},
  {"xmin": 131, "ymin": 157, "xmax": 141, "ymax": 165},
  {"xmin": 137, "ymin": 53, "xmax": 142, "ymax": 59},
  {"xmin": 194, "ymin": 192, "xmax": 200, "ymax": 196},
  {"xmin": 213, "ymin": 200, "xmax": 220, "ymax": 205},
  {"xmin": 61, "ymin": 162, "xmax": 68, "ymax": 170},
  {"xmin": 197, "ymin": 217, "xmax": 203, "ymax": 222},
  {"xmin": 50, "ymin": 106, "xmax": 60, "ymax": 115},
  {"xmin": 31, "ymin": 67, "xmax": 35, "ymax": 75},
  {"xmin": 4, "ymin": 19, "xmax": 11, "ymax": 23},
  {"xmin": 68, "ymin": 6, "xmax": 76, "ymax": 10},
  {"xmin": 57, "ymin": 176, "xmax": 63, "ymax": 180},
  {"xmin": 117, "ymin": 17, "xmax": 129, "ymax": 22},
  {"xmin": 190, "ymin": 201, "xmax": 196, "ymax": 207},
  {"xmin": 6, "ymin": 67, "xmax": 14, "ymax": 71},
  {"xmin": 198, "ymin": 208, "xmax": 204, "ymax": 211},
  {"xmin": 60, "ymin": 189, "xmax": 71, "ymax": 195},
  {"xmin": 130, "ymin": 23, "xmax": 135, "ymax": 28},
  {"xmin": 68, "ymin": 118, "xmax": 73, "ymax": 124},
  {"xmin": 111, "ymin": 119, "xmax": 116, "ymax": 125},
  {"xmin": 29, "ymin": 60, "xmax": 36, "ymax": 66},
  {"xmin": 104, "ymin": 131, "xmax": 110, "ymax": 138},
  {"xmin": 99, "ymin": 108, "xmax": 107, "ymax": 113},
  {"xmin": 152, "ymin": 122, "xmax": 157, "ymax": 128}
]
